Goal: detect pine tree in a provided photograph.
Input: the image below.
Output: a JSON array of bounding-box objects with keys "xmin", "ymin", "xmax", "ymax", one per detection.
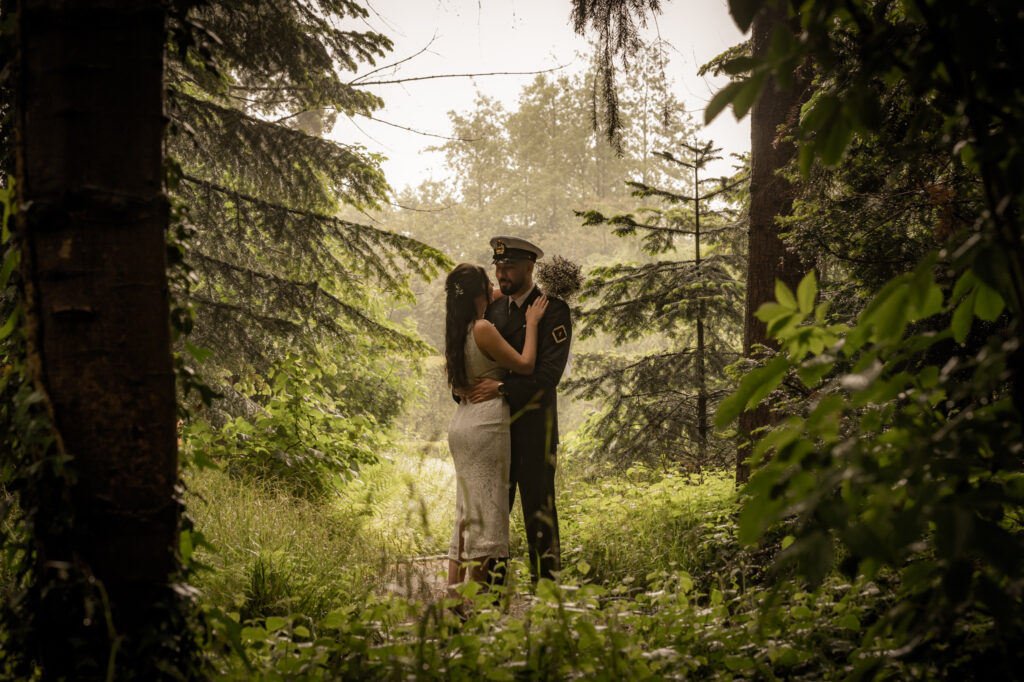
[
  {"xmin": 167, "ymin": 0, "xmax": 447, "ymax": 403},
  {"xmin": 165, "ymin": 1, "xmax": 449, "ymax": 478},
  {"xmin": 570, "ymin": 140, "xmax": 747, "ymax": 469}
]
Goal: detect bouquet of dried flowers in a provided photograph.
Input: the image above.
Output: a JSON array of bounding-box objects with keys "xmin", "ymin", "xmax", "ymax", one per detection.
[{"xmin": 536, "ymin": 255, "xmax": 582, "ymax": 301}]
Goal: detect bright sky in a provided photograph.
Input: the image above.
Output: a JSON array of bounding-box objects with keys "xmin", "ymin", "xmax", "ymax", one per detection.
[{"xmin": 335, "ymin": 0, "xmax": 750, "ymax": 193}]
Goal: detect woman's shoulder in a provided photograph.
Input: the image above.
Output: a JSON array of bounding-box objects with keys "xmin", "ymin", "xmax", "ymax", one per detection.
[
  {"xmin": 473, "ymin": 319, "xmax": 506, "ymax": 353},
  {"xmin": 471, "ymin": 318, "xmax": 497, "ymax": 340}
]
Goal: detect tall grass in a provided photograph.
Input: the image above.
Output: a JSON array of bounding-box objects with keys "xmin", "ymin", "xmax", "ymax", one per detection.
[
  {"xmin": 185, "ymin": 434, "xmax": 741, "ymax": 623},
  {"xmin": 559, "ymin": 467, "xmax": 738, "ymax": 586},
  {"xmin": 184, "ymin": 442, "xmax": 459, "ymax": 620}
]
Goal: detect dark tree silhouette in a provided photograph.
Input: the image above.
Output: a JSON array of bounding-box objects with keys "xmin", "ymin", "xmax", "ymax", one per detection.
[
  {"xmin": 734, "ymin": 4, "xmax": 808, "ymax": 483},
  {"xmin": 15, "ymin": 1, "xmax": 183, "ymax": 677}
]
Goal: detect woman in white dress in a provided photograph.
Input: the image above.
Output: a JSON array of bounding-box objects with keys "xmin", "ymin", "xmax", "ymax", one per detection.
[{"xmin": 443, "ymin": 263, "xmax": 547, "ymax": 594}]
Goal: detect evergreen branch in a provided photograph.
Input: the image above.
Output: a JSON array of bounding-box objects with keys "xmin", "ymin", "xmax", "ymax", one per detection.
[
  {"xmin": 180, "ymin": 174, "xmax": 450, "ymax": 278},
  {"xmin": 171, "ymin": 89, "xmax": 361, "ymax": 152},
  {"xmin": 390, "ymin": 200, "xmax": 453, "ymax": 213},
  {"xmin": 627, "ymin": 174, "xmax": 748, "ymax": 204},
  {"xmin": 614, "ymin": 218, "xmax": 744, "ymax": 238},
  {"xmin": 188, "ymin": 250, "xmax": 356, "ymax": 294},
  {"xmin": 169, "ymin": 90, "xmax": 389, "ymax": 210},
  {"xmin": 189, "ymin": 296, "xmax": 306, "ymax": 336}
]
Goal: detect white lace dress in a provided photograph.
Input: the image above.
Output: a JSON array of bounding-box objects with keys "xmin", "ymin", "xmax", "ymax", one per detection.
[{"xmin": 447, "ymin": 322, "xmax": 511, "ymax": 562}]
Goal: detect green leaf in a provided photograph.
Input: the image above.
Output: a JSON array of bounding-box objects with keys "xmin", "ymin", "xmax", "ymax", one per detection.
[
  {"xmin": 0, "ymin": 248, "xmax": 18, "ymax": 289},
  {"xmin": 0, "ymin": 302, "xmax": 20, "ymax": 341},
  {"xmin": 716, "ymin": 356, "xmax": 793, "ymax": 429},
  {"xmin": 705, "ymin": 81, "xmax": 744, "ymax": 125},
  {"xmin": 185, "ymin": 341, "xmax": 214, "ymax": 364},
  {"xmin": 839, "ymin": 614, "xmax": 861, "ymax": 630},
  {"xmin": 775, "ymin": 279, "xmax": 797, "ymax": 310},
  {"xmin": 179, "ymin": 529, "xmax": 194, "ymax": 563},
  {"xmin": 800, "ymin": 93, "xmax": 839, "ymax": 132},
  {"xmin": 913, "ymin": 282, "xmax": 944, "ymax": 319},
  {"xmin": 744, "ymin": 355, "xmax": 792, "ymax": 412},
  {"xmin": 796, "ymin": 271, "xmax": 817, "ymax": 314},
  {"xmin": 951, "ymin": 269, "xmax": 977, "ymax": 302},
  {"xmin": 755, "ymin": 301, "xmax": 792, "ymax": 323},
  {"xmin": 973, "ymin": 282, "xmax": 1004, "ymax": 321},
  {"xmin": 731, "ymin": 72, "xmax": 766, "ymax": 119},
  {"xmin": 951, "ymin": 291, "xmax": 975, "ymax": 343},
  {"xmin": 763, "ymin": 312, "xmax": 793, "ymax": 337},
  {"xmin": 818, "ymin": 117, "xmax": 853, "ymax": 166},
  {"xmin": 241, "ymin": 626, "xmax": 268, "ymax": 643},
  {"xmin": 727, "ymin": 0, "xmax": 763, "ymax": 33},
  {"xmin": 722, "ymin": 56, "xmax": 757, "ymax": 75},
  {"xmin": 320, "ymin": 607, "xmax": 352, "ymax": 630},
  {"xmin": 265, "ymin": 616, "xmax": 287, "ymax": 632},
  {"xmin": 799, "ymin": 142, "xmax": 816, "ymax": 177},
  {"xmin": 716, "ymin": 385, "xmax": 750, "ymax": 429}
]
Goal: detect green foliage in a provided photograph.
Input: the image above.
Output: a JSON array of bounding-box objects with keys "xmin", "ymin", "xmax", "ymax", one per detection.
[
  {"xmin": 168, "ymin": 0, "xmax": 450, "ymax": 478},
  {"xmin": 719, "ymin": 264, "xmax": 1023, "ymax": 672},
  {"xmin": 183, "ymin": 354, "xmax": 387, "ymax": 499},
  {"xmin": 560, "ymin": 463, "xmax": 742, "ymax": 588},
  {"xmin": 711, "ymin": 0, "xmax": 1024, "ymax": 309},
  {"xmin": 186, "ymin": 446, "xmax": 937, "ymax": 680}
]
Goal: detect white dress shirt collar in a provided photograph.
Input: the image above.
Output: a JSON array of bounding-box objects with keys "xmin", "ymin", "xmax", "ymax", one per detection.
[{"xmin": 510, "ymin": 284, "xmax": 536, "ymax": 311}]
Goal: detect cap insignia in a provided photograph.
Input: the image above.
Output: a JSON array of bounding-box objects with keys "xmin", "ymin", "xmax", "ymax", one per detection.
[{"xmin": 495, "ymin": 240, "xmax": 506, "ymax": 255}]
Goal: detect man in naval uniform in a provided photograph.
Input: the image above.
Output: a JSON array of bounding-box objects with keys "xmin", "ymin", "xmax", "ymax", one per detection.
[{"xmin": 465, "ymin": 236, "xmax": 572, "ymax": 583}]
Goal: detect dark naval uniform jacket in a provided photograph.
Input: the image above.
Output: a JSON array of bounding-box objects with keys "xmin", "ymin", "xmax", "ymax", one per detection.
[{"xmin": 485, "ymin": 286, "xmax": 572, "ymax": 579}]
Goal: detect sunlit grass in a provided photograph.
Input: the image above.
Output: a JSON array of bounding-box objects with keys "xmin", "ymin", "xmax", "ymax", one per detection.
[
  {"xmin": 185, "ymin": 433, "xmax": 739, "ymax": 626},
  {"xmin": 184, "ymin": 440, "xmax": 460, "ymax": 619}
]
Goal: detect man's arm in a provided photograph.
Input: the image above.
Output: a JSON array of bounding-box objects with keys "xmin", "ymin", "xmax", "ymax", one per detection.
[{"xmin": 502, "ymin": 299, "xmax": 571, "ymax": 413}]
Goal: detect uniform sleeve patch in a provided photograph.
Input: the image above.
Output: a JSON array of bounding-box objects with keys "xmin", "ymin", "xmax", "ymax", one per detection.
[{"xmin": 552, "ymin": 325, "xmax": 568, "ymax": 344}]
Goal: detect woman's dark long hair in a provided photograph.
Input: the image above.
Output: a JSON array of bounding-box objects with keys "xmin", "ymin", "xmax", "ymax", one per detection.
[{"xmin": 444, "ymin": 263, "xmax": 491, "ymax": 389}]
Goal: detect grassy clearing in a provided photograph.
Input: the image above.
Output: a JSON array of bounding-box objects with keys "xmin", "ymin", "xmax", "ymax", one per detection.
[
  {"xmin": 187, "ymin": 439, "xmax": 920, "ymax": 680},
  {"xmin": 185, "ymin": 442, "xmax": 459, "ymax": 618}
]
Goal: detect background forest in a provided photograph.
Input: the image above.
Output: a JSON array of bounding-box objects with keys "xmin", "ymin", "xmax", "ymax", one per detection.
[{"xmin": 1, "ymin": 0, "xmax": 1023, "ymax": 680}]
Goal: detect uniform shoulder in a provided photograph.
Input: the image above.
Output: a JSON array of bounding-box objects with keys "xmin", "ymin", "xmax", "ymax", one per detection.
[{"xmin": 544, "ymin": 294, "xmax": 571, "ymax": 315}]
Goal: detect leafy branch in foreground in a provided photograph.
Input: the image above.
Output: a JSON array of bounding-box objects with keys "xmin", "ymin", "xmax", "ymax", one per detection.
[{"xmin": 718, "ymin": 264, "xmax": 1023, "ymax": 674}]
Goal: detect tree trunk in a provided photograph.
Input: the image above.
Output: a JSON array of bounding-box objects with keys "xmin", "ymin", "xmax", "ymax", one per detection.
[
  {"xmin": 694, "ymin": 155, "xmax": 708, "ymax": 469},
  {"xmin": 736, "ymin": 3, "xmax": 807, "ymax": 484},
  {"xmin": 16, "ymin": 1, "xmax": 179, "ymax": 677}
]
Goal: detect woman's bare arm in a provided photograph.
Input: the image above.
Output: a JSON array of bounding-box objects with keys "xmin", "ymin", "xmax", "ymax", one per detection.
[{"xmin": 472, "ymin": 296, "xmax": 548, "ymax": 374}]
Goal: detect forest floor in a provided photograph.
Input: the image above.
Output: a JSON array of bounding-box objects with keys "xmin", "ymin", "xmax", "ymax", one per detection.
[{"xmin": 188, "ymin": 441, "xmax": 852, "ymax": 679}]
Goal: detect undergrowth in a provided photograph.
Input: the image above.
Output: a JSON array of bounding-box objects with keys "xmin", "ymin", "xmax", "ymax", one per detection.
[{"xmin": 183, "ymin": 438, "xmax": 969, "ymax": 680}]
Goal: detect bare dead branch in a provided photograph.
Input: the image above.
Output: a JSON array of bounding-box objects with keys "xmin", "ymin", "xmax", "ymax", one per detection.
[{"xmin": 354, "ymin": 64, "xmax": 569, "ymax": 86}]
